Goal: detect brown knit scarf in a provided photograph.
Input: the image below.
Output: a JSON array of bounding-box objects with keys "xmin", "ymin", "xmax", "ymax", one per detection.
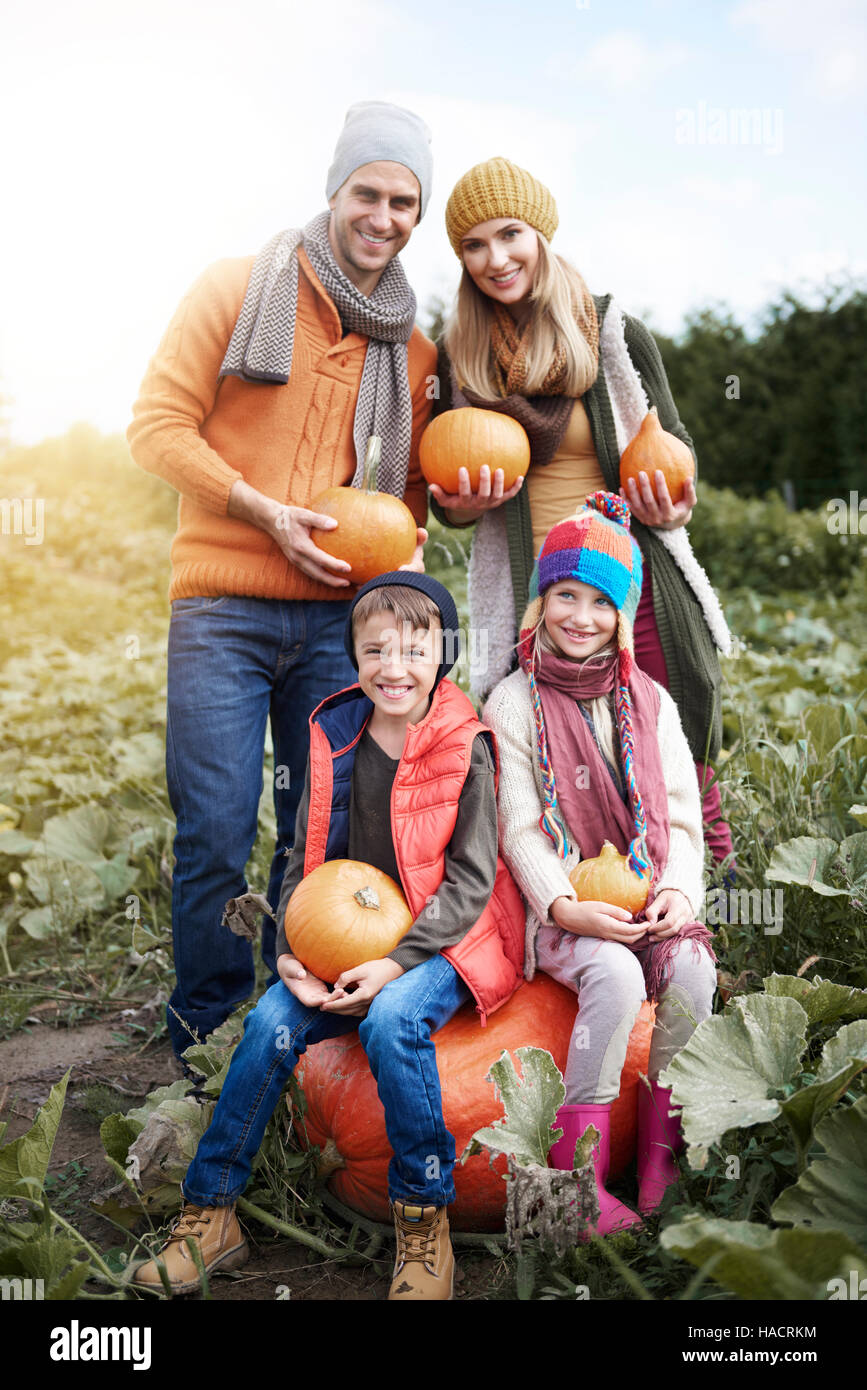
[{"xmin": 489, "ymin": 283, "xmax": 599, "ymax": 397}]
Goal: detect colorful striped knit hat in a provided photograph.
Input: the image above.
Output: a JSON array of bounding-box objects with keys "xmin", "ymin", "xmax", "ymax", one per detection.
[{"xmin": 518, "ymin": 491, "xmax": 650, "ymax": 878}]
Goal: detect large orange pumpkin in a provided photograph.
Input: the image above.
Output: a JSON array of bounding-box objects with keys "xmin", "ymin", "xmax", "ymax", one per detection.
[
  {"xmin": 310, "ymin": 436, "xmax": 417, "ymax": 584},
  {"xmin": 619, "ymin": 407, "xmax": 695, "ymax": 505},
  {"xmin": 293, "ymin": 974, "xmax": 655, "ymax": 1231},
  {"xmin": 419, "ymin": 408, "xmax": 530, "ymax": 494},
  {"xmin": 285, "ymin": 860, "xmax": 412, "ymax": 983},
  {"xmin": 569, "ymin": 841, "xmax": 651, "ymax": 916}
]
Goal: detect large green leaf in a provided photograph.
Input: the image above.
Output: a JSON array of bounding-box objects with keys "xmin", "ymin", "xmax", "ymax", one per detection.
[
  {"xmin": 658, "ymin": 995, "xmax": 808, "ymax": 1169},
  {"xmin": 834, "ymin": 833, "xmax": 867, "ymax": 891},
  {"xmin": 461, "ymin": 1047, "xmax": 565, "ymax": 1169},
  {"xmin": 23, "ymin": 856, "xmax": 105, "ymax": 911},
  {"xmin": 39, "ymin": 804, "xmax": 120, "ymax": 864},
  {"xmin": 0, "ymin": 1073, "xmax": 70, "ymax": 1200},
  {"xmin": 779, "ymin": 1021, "xmax": 867, "ymax": 1159},
  {"xmin": 765, "ymin": 836, "xmax": 847, "ymax": 896},
  {"xmin": 661, "ymin": 1214, "xmax": 867, "ymax": 1300},
  {"xmin": 763, "ymin": 973, "xmax": 867, "ymax": 1026},
  {"xmin": 772, "ymin": 1098, "xmax": 867, "ymax": 1250}
]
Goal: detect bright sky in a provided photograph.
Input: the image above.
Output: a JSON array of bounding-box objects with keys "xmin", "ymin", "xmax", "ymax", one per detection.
[{"xmin": 1, "ymin": 0, "xmax": 865, "ymax": 444}]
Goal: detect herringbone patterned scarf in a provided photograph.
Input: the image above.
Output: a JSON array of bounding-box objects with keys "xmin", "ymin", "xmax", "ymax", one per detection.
[{"xmin": 219, "ymin": 210, "xmax": 417, "ymax": 494}]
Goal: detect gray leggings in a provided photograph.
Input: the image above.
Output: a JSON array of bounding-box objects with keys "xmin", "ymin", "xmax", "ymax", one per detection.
[{"xmin": 534, "ymin": 923, "xmax": 717, "ymax": 1104}]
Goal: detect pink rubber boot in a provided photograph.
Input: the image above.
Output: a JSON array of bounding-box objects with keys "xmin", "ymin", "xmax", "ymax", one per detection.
[
  {"xmin": 637, "ymin": 1079, "xmax": 684, "ymax": 1214},
  {"xmin": 549, "ymin": 1103, "xmax": 642, "ymax": 1236}
]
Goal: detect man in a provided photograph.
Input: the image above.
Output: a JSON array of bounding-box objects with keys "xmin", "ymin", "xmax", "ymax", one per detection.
[{"xmin": 127, "ymin": 101, "xmax": 437, "ymax": 1062}]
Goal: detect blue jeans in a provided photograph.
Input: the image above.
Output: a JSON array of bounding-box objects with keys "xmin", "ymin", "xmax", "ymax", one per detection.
[
  {"xmin": 165, "ymin": 594, "xmax": 357, "ymax": 1057},
  {"xmin": 182, "ymin": 954, "xmax": 472, "ymax": 1208}
]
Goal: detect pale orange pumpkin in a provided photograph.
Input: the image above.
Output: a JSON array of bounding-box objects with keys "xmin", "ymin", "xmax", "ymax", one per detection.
[
  {"xmin": 419, "ymin": 407, "xmax": 530, "ymax": 494},
  {"xmin": 294, "ymin": 975, "xmax": 656, "ymax": 1230},
  {"xmin": 284, "ymin": 859, "xmax": 412, "ymax": 982},
  {"xmin": 310, "ymin": 436, "xmax": 417, "ymax": 584},
  {"xmin": 619, "ymin": 407, "xmax": 695, "ymax": 505},
  {"xmin": 569, "ymin": 840, "xmax": 651, "ymax": 915}
]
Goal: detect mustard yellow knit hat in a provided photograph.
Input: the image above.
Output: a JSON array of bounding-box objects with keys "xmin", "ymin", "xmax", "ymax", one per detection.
[{"xmin": 445, "ymin": 157, "xmax": 558, "ymax": 257}]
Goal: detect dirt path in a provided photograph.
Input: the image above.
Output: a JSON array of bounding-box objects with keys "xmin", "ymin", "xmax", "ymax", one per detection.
[{"xmin": 0, "ymin": 1009, "xmax": 503, "ymax": 1301}]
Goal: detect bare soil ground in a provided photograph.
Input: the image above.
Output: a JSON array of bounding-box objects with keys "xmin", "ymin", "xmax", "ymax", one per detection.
[{"xmin": 0, "ymin": 1006, "xmax": 506, "ymax": 1301}]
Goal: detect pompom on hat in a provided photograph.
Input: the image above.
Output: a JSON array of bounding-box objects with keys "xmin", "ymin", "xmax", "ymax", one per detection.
[
  {"xmin": 445, "ymin": 157, "xmax": 558, "ymax": 256},
  {"xmin": 518, "ymin": 492, "xmax": 651, "ymax": 880}
]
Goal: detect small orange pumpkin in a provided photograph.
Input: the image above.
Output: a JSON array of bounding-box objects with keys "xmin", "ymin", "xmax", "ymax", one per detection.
[
  {"xmin": 569, "ymin": 841, "xmax": 651, "ymax": 915},
  {"xmin": 294, "ymin": 975, "xmax": 656, "ymax": 1230},
  {"xmin": 310, "ymin": 436, "xmax": 417, "ymax": 584},
  {"xmin": 285, "ymin": 859, "xmax": 412, "ymax": 982},
  {"xmin": 419, "ymin": 407, "xmax": 530, "ymax": 494},
  {"xmin": 619, "ymin": 407, "xmax": 695, "ymax": 505}
]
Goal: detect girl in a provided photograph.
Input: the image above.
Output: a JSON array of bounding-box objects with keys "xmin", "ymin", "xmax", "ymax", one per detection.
[
  {"xmin": 430, "ymin": 156, "xmax": 734, "ymax": 869},
  {"xmin": 483, "ymin": 493, "xmax": 718, "ymax": 1233}
]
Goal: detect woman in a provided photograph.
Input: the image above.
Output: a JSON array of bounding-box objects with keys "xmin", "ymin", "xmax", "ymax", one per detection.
[{"xmin": 428, "ymin": 157, "xmax": 733, "ymax": 865}]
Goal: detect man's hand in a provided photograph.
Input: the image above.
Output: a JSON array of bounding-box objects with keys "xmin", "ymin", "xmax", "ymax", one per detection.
[
  {"xmin": 227, "ymin": 479, "xmax": 352, "ymax": 587},
  {"xmin": 429, "ymin": 465, "xmax": 524, "ymax": 525},
  {"xmin": 277, "ymin": 953, "xmax": 332, "ymax": 1008},
  {"xmin": 620, "ymin": 472, "xmax": 696, "ymax": 530},
  {"xmin": 550, "ymin": 895, "xmax": 649, "ymax": 945},
  {"xmin": 398, "ymin": 527, "xmax": 428, "ymax": 574},
  {"xmin": 644, "ymin": 889, "xmax": 692, "ymax": 940},
  {"xmin": 319, "ymin": 957, "xmax": 405, "ymax": 1017}
]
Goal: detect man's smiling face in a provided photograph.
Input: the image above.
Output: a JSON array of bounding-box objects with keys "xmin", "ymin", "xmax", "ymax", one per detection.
[{"xmin": 327, "ymin": 161, "xmax": 420, "ymax": 295}]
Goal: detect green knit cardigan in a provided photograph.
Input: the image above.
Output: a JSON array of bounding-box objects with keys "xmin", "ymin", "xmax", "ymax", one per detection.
[{"xmin": 429, "ymin": 294, "xmax": 723, "ymax": 763}]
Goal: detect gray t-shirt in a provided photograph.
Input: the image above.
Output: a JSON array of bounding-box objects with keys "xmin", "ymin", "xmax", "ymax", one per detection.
[{"xmin": 274, "ymin": 726, "xmax": 498, "ymax": 971}]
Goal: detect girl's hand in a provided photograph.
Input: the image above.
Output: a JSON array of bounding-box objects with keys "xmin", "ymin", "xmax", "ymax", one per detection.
[
  {"xmin": 319, "ymin": 957, "xmax": 405, "ymax": 1017},
  {"xmin": 644, "ymin": 889, "xmax": 692, "ymax": 940},
  {"xmin": 620, "ymin": 473, "xmax": 696, "ymax": 530},
  {"xmin": 551, "ymin": 895, "xmax": 649, "ymax": 945},
  {"xmin": 277, "ymin": 953, "xmax": 332, "ymax": 1007},
  {"xmin": 429, "ymin": 466, "xmax": 524, "ymax": 524}
]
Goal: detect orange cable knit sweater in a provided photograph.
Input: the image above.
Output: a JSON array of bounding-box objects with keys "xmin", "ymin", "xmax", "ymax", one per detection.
[{"xmin": 127, "ymin": 247, "xmax": 437, "ymax": 603}]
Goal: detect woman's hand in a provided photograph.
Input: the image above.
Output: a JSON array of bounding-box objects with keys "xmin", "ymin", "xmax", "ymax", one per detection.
[
  {"xmin": 620, "ymin": 473, "xmax": 696, "ymax": 530},
  {"xmin": 644, "ymin": 889, "xmax": 692, "ymax": 940},
  {"xmin": 429, "ymin": 466, "xmax": 524, "ymax": 524},
  {"xmin": 550, "ymin": 895, "xmax": 649, "ymax": 946}
]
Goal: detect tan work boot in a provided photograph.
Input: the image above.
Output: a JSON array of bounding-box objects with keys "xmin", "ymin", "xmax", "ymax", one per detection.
[
  {"xmin": 388, "ymin": 1200, "xmax": 455, "ymax": 1301},
  {"xmin": 131, "ymin": 1202, "xmax": 249, "ymax": 1296}
]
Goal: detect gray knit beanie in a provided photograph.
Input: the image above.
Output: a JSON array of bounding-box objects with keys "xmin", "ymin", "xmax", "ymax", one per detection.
[{"xmin": 326, "ymin": 101, "xmax": 433, "ymax": 220}]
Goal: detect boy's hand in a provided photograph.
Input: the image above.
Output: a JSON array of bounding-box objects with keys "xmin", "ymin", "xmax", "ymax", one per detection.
[
  {"xmin": 277, "ymin": 953, "xmax": 332, "ymax": 1008},
  {"xmin": 319, "ymin": 958, "xmax": 405, "ymax": 1017},
  {"xmin": 644, "ymin": 889, "xmax": 692, "ymax": 940}
]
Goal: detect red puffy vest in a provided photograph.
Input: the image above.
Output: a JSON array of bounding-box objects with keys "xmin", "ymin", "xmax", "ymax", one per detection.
[{"xmin": 304, "ymin": 680, "xmax": 525, "ymax": 1024}]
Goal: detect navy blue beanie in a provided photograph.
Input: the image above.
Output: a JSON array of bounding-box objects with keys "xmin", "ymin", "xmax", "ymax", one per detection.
[{"xmin": 344, "ymin": 571, "xmax": 461, "ymax": 690}]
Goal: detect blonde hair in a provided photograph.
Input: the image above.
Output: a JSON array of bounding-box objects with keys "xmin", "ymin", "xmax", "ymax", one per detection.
[
  {"xmin": 444, "ymin": 233, "xmax": 598, "ymax": 399},
  {"xmin": 526, "ymin": 593, "xmax": 619, "ymax": 770}
]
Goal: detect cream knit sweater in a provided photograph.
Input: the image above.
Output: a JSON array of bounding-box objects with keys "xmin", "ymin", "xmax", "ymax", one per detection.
[{"xmin": 482, "ymin": 670, "xmax": 705, "ymax": 980}]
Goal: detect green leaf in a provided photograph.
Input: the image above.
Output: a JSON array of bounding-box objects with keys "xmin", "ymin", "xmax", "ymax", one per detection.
[
  {"xmin": 661, "ymin": 1214, "xmax": 867, "ymax": 1300},
  {"xmin": 772, "ymin": 1097, "xmax": 867, "ymax": 1251},
  {"xmin": 780, "ymin": 1021, "xmax": 867, "ymax": 1159},
  {"xmin": 763, "ymin": 973, "xmax": 867, "ymax": 1026},
  {"xmin": 0, "ymin": 829, "xmax": 36, "ymax": 855},
  {"xmin": 39, "ymin": 805, "xmax": 118, "ymax": 864},
  {"xmin": 0, "ymin": 1073, "xmax": 70, "ymax": 1200},
  {"xmin": 849, "ymin": 805, "xmax": 867, "ymax": 829},
  {"xmin": 765, "ymin": 836, "xmax": 847, "ymax": 896},
  {"xmin": 23, "ymin": 856, "xmax": 105, "ymax": 911},
  {"xmin": 834, "ymin": 833, "xmax": 867, "ymax": 890},
  {"xmin": 658, "ymin": 995, "xmax": 809, "ymax": 1169},
  {"xmin": 17, "ymin": 906, "xmax": 57, "ymax": 940},
  {"xmin": 460, "ymin": 1047, "xmax": 565, "ymax": 1169}
]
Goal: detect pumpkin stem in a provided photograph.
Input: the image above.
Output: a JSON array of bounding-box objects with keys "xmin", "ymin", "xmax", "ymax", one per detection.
[
  {"xmin": 362, "ymin": 435, "xmax": 382, "ymax": 493},
  {"xmin": 353, "ymin": 885, "xmax": 381, "ymax": 911}
]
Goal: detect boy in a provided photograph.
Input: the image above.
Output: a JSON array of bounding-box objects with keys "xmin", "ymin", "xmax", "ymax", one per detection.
[{"xmin": 132, "ymin": 572, "xmax": 524, "ymax": 1301}]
